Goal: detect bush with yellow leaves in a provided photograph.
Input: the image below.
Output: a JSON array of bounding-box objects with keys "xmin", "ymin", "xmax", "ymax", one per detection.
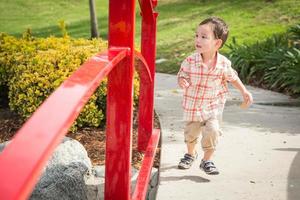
[{"xmin": 0, "ymin": 33, "xmax": 139, "ymax": 132}]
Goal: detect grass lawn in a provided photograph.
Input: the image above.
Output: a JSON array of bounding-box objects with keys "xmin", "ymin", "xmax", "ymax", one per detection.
[
  {"xmin": 0, "ymin": 0, "xmax": 109, "ymax": 38},
  {"xmin": 1, "ymin": 0, "xmax": 299, "ymax": 74}
]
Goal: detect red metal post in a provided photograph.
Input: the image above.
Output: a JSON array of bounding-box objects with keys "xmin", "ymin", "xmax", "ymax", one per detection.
[
  {"xmin": 137, "ymin": 0, "xmax": 159, "ymax": 152},
  {"xmin": 105, "ymin": 0, "xmax": 135, "ymax": 199}
]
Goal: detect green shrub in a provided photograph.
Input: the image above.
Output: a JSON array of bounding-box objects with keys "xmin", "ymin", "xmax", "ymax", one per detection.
[
  {"xmin": 0, "ymin": 33, "xmax": 140, "ymax": 131},
  {"xmin": 227, "ymin": 24, "xmax": 300, "ymax": 95},
  {"xmin": 264, "ymin": 48, "xmax": 300, "ymax": 94}
]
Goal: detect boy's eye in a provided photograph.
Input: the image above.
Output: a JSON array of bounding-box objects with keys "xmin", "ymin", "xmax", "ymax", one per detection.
[{"xmin": 195, "ymin": 34, "xmax": 208, "ymax": 39}]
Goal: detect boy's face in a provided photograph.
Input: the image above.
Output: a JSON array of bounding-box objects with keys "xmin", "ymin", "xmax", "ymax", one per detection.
[{"xmin": 195, "ymin": 23, "xmax": 222, "ymax": 54}]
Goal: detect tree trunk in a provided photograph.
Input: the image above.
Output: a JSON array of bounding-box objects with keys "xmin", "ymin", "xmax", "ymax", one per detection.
[{"xmin": 89, "ymin": 0, "xmax": 99, "ymax": 38}]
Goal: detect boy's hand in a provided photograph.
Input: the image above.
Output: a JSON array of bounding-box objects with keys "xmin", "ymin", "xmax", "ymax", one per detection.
[
  {"xmin": 240, "ymin": 90, "xmax": 253, "ymax": 109},
  {"xmin": 178, "ymin": 77, "xmax": 191, "ymax": 89}
]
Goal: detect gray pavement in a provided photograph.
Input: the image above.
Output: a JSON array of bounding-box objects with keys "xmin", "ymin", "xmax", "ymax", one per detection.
[{"xmin": 154, "ymin": 73, "xmax": 300, "ymax": 200}]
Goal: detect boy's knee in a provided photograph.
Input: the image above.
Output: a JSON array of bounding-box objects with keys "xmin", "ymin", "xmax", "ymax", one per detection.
[
  {"xmin": 184, "ymin": 121, "xmax": 202, "ymax": 145},
  {"xmin": 201, "ymin": 127, "xmax": 219, "ymax": 150},
  {"xmin": 184, "ymin": 136, "xmax": 198, "ymax": 144}
]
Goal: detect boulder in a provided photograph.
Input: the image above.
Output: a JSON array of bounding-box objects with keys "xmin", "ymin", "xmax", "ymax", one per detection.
[{"xmin": 0, "ymin": 137, "xmax": 92, "ymax": 200}]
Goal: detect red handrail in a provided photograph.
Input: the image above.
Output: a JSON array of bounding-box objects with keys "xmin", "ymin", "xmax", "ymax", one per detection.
[
  {"xmin": 132, "ymin": 129, "xmax": 160, "ymax": 200},
  {"xmin": 135, "ymin": 50, "xmax": 153, "ymax": 84},
  {"xmin": 0, "ymin": 0, "xmax": 159, "ymax": 199}
]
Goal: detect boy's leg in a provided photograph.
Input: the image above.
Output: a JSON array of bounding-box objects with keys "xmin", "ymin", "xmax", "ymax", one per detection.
[
  {"xmin": 178, "ymin": 121, "xmax": 203, "ymax": 169},
  {"xmin": 201, "ymin": 117, "xmax": 219, "ymax": 159},
  {"xmin": 187, "ymin": 142, "xmax": 197, "ymax": 156},
  {"xmin": 203, "ymin": 149, "xmax": 214, "ymax": 161},
  {"xmin": 200, "ymin": 117, "xmax": 220, "ymax": 175},
  {"xmin": 184, "ymin": 121, "xmax": 204, "ymax": 156}
]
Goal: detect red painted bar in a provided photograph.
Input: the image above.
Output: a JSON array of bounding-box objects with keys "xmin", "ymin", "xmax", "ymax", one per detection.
[
  {"xmin": 134, "ymin": 50, "xmax": 153, "ymax": 84},
  {"xmin": 138, "ymin": 0, "xmax": 155, "ymax": 22},
  {"xmin": 0, "ymin": 48, "xmax": 128, "ymax": 200},
  {"xmin": 132, "ymin": 129, "xmax": 160, "ymax": 200},
  {"xmin": 152, "ymin": 0, "xmax": 158, "ymax": 7},
  {"xmin": 105, "ymin": 0, "xmax": 135, "ymax": 199},
  {"xmin": 137, "ymin": 0, "xmax": 159, "ymax": 152}
]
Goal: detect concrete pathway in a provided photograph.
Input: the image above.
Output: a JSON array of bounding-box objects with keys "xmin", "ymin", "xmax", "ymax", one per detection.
[{"xmin": 154, "ymin": 73, "xmax": 300, "ymax": 200}]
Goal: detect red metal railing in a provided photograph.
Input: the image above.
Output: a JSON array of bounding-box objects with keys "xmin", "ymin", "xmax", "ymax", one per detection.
[{"xmin": 0, "ymin": 0, "xmax": 159, "ymax": 200}]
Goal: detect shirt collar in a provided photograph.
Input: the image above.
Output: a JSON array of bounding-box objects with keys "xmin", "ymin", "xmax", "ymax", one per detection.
[{"xmin": 197, "ymin": 52, "xmax": 222, "ymax": 71}]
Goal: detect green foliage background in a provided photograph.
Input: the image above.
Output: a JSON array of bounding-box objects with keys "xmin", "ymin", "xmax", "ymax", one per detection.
[
  {"xmin": 1, "ymin": 0, "xmax": 299, "ymax": 74},
  {"xmin": 0, "ymin": 0, "xmax": 299, "ymax": 122}
]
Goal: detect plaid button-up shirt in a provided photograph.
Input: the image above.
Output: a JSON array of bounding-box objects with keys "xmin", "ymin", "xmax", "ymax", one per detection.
[{"xmin": 178, "ymin": 52, "xmax": 238, "ymax": 122}]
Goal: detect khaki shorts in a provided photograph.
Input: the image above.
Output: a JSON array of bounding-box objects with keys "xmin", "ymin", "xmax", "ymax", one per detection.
[{"xmin": 184, "ymin": 117, "xmax": 220, "ymax": 151}]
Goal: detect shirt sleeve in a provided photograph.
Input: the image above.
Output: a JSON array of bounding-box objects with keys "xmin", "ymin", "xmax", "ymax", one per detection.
[
  {"xmin": 177, "ymin": 58, "xmax": 190, "ymax": 79},
  {"xmin": 224, "ymin": 61, "xmax": 238, "ymax": 82}
]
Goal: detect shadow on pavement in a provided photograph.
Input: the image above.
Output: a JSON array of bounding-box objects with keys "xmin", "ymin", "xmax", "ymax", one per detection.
[
  {"xmin": 224, "ymin": 104, "xmax": 300, "ymax": 135},
  {"xmin": 159, "ymin": 165, "xmax": 179, "ymax": 172},
  {"xmin": 160, "ymin": 175, "xmax": 210, "ymax": 183},
  {"xmin": 274, "ymin": 148, "xmax": 300, "ymax": 200}
]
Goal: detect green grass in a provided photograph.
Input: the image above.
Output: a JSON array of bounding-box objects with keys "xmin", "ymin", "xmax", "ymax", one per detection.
[
  {"xmin": 156, "ymin": 0, "xmax": 300, "ymax": 73},
  {"xmin": 1, "ymin": 0, "xmax": 300, "ymax": 74},
  {"xmin": 0, "ymin": 0, "xmax": 109, "ymax": 38}
]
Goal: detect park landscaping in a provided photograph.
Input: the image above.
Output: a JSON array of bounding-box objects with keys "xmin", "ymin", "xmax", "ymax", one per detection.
[{"xmin": 0, "ymin": 0, "xmax": 299, "ymax": 168}]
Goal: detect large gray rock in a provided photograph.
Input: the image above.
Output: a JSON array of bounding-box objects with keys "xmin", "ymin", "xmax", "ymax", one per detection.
[
  {"xmin": 46, "ymin": 137, "xmax": 92, "ymax": 170},
  {"xmin": 30, "ymin": 162, "xmax": 89, "ymax": 200},
  {"xmin": 30, "ymin": 137, "xmax": 92, "ymax": 200},
  {"xmin": 0, "ymin": 137, "xmax": 92, "ymax": 200}
]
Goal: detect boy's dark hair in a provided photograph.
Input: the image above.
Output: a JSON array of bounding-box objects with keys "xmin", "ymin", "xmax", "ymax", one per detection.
[{"xmin": 199, "ymin": 17, "xmax": 229, "ymax": 48}]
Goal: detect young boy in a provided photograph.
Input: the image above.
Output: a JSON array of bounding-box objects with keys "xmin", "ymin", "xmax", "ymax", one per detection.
[{"xmin": 177, "ymin": 17, "xmax": 253, "ymax": 175}]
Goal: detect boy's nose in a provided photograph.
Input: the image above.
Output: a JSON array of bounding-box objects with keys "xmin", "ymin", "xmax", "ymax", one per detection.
[{"xmin": 196, "ymin": 40, "xmax": 201, "ymax": 45}]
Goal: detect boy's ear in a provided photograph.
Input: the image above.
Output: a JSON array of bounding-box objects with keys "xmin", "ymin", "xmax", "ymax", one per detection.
[{"xmin": 215, "ymin": 39, "xmax": 223, "ymax": 49}]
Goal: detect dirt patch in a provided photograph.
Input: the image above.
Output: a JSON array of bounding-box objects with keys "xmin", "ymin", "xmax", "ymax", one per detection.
[{"xmin": 0, "ymin": 106, "xmax": 160, "ymax": 169}]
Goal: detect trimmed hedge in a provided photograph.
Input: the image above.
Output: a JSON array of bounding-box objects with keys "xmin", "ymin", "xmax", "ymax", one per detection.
[{"xmin": 0, "ymin": 33, "xmax": 139, "ymax": 131}]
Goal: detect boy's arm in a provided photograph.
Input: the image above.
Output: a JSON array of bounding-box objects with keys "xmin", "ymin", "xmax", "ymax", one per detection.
[
  {"xmin": 223, "ymin": 61, "xmax": 253, "ymax": 107},
  {"xmin": 177, "ymin": 59, "xmax": 191, "ymax": 89},
  {"xmin": 230, "ymin": 77, "xmax": 253, "ymax": 106}
]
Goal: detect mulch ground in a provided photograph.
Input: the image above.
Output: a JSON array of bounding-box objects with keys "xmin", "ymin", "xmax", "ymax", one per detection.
[{"xmin": 0, "ymin": 105, "xmax": 160, "ymax": 169}]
